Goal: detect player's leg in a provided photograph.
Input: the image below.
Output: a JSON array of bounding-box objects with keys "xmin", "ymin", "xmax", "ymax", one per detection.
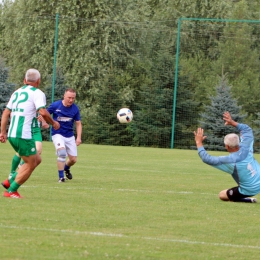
[
  {"xmin": 19, "ymin": 140, "xmax": 43, "ymax": 168},
  {"xmin": 3, "ymin": 138, "xmax": 39, "ymax": 198},
  {"xmin": 57, "ymin": 148, "xmax": 67, "ymax": 182},
  {"xmin": 64, "ymin": 154, "xmax": 77, "ymax": 180},
  {"xmin": 52, "ymin": 134, "xmax": 67, "ymax": 182},
  {"xmin": 33, "ymin": 127, "xmax": 43, "ymax": 155},
  {"xmin": 35, "ymin": 141, "xmax": 43, "ymax": 155},
  {"xmin": 10, "ymin": 153, "xmax": 21, "ymax": 176},
  {"xmin": 219, "ymin": 189, "xmax": 230, "ymax": 201},
  {"xmin": 219, "ymin": 187, "xmax": 257, "ymax": 203},
  {"xmin": 64, "ymin": 136, "xmax": 78, "ymax": 180},
  {"xmin": 1, "ymin": 152, "xmax": 21, "ymax": 189},
  {"xmin": 14, "ymin": 153, "xmax": 41, "ymax": 184},
  {"xmin": 18, "ymin": 130, "xmax": 43, "ymax": 168}
]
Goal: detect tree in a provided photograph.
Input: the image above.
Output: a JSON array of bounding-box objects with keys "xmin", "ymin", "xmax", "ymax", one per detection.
[
  {"xmin": 0, "ymin": 1, "xmax": 156, "ymax": 147},
  {"xmin": 85, "ymin": 72, "xmax": 134, "ymax": 146},
  {"xmin": 149, "ymin": 0, "xmax": 233, "ymax": 21},
  {"xmin": 252, "ymin": 112, "xmax": 260, "ymax": 153},
  {"xmin": 0, "ymin": 0, "xmax": 153, "ymax": 97},
  {"xmin": 206, "ymin": 1, "xmax": 260, "ymax": 121},
  {"xmin": 0, "ymin": 59, "xmax": 15, "ymax": 117},
  {"xmin": 132, "ymin": 83, "xmax": 173, "ymax": 148},
  {"xmin": 41, "ymin": 68, "xmax": 67, "ymax": 141},
  {"xmin": 130, "ymin": 31, "xmax": 175, "ymax": 148},
  {"xmin": 199, "ymin": 75, "xmax": 246, "ymax": 151},
  {"xmin": 1, "ymin": 0, "xmax": 256, "ymax": 149},
  {"xmin": 173, "ymin": 75, "xmax": 200, "ymax": 149},
  {"xmin": 44, "ymin": 68, "xmax": 67, "ymax": 106},
  {"xmin": 131, "ymin": 35, "xmax": 198, "ymax": 148}
]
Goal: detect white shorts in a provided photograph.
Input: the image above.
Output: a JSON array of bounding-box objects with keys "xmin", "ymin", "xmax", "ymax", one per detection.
[{"xmin": 52, "ymin": 134, "xmax": 77, "ymax": 157}]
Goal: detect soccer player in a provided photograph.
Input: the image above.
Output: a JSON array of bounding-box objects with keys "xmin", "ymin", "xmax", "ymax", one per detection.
[
  {"xmin": 194, "ymin": 111, "xmax": 260, "ymax": 203},
  {"xmin": 0, "ymin": 68, "xmax": 60, "ymax": 198},
  {"xmin": 47, "ymin": 88, "xmax": 82, "ymax": 182}
]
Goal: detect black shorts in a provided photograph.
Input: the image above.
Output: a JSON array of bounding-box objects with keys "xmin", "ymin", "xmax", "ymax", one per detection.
[{"xmin": 227, "ymin": 186, "xmax": 254, "ymax": 201}]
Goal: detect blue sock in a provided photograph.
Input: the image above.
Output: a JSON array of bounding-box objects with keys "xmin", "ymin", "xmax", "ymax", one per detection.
[
  {"xmin": 58, "ymin": 170, "xmax": 64, "ymax": 179},
  {"xmin": 239, "ymin": 198, "xmax": 254, "ymax": 203},
  {"xmin": 64, "ymin": 164, "xmax": 70, "ymax": 171}
]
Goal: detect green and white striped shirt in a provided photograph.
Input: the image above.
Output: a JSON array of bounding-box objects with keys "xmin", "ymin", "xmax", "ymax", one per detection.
[{"xmin": 6, "ymin": 85, "xmax": 46, "ymax": 139}]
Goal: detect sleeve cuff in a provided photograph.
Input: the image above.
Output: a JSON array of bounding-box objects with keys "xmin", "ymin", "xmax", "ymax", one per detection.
[{"xmin": 198, "ymin": 146, "xmax": 205, "ymax": 152}]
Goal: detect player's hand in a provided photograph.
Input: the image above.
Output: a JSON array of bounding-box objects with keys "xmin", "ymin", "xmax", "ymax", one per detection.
[
  {"xmin": 0, "ymin": 133, "xmax": 7, "ymax": 143},
  {"xmin": 194, "ymin": 127, "xmax": 207, "ymax": 148},
  {"xmin": 37, "ymin": 115, "xmax": 44, "ymax": 122},
  {"xmin": 223, "ymin": 111, "xmax": 232, "ymax": 125},
  {"xmin": 52, "ymin": 121, "xmax": 60, "ymax": 130},
  {"xmin": 76, "ymin": 138, "xmax": 82, "ymax": 146},
  {"xmin": 223, "ymin": 111, "xmax": 237, "ymax": 127}
]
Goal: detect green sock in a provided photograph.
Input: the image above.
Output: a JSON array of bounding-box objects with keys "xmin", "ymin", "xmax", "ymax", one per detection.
[
  {"xmin": 10, "ymin": 154, "xmax": 21, "ymax": 173},
  {"xmin": 19, "ymin": 159, "xmax": 25, "ymax": 166},
  {"xmin": 8, "ymin": 181, "xmax": 20, "ymax": 193},
  {"xmin": 9, "ymin": 172, "xmax": 18, "ymax": 184}
]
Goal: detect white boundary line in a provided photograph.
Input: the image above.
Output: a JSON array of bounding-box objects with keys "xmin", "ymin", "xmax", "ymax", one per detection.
[
  {"xmin": 20, "ymin": 185, "xmax": 217, "ymax": 196},
  {"xmin": 0, "ymin": 224, "xmax": 259, "ymax": 250}
]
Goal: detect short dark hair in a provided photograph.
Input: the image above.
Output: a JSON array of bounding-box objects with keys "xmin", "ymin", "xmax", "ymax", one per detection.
[{"xmin": 65, "ymin": 88, "xmax": 76, "ymax": 93}]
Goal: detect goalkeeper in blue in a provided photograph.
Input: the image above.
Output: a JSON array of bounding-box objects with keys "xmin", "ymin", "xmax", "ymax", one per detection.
[{"xmin": 194, "ymin": 111, "xmax": 260, "ymax": 203}]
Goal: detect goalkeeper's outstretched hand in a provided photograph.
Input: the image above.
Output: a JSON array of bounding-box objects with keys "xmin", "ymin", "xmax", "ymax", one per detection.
[
  {"xmin": 223, "ymin": 111, "xmax": 238, "ymax": 127},
  {"xmin": 194, "ymin": 127, "xmax": 207, "ymax": 148}
]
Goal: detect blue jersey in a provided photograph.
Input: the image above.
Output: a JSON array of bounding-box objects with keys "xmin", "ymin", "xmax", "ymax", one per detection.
[
  {"xmin": 47, "ymin": 100, "xmax": 81, "ymax": 138},
  {"xmin": 198, "ymin": 123, "xmax": 260, "ymax": 195}
]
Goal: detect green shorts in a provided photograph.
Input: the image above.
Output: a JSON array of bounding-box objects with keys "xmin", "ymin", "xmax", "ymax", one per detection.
[
  {"xmin": 32, "ymin": 127, "xmax": 42, "ymax": 142},
  {"xmin": 8, "ymin": 137, "xmax": 37, "ymax": 156}
]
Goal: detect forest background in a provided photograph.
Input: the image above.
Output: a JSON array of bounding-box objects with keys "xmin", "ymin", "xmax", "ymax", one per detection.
[{"xmin": 1, "ymin": 0, "xmax": 260, "ymax": 150}]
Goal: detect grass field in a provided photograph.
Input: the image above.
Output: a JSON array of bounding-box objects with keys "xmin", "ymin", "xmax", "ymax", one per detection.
[{"xmin": 0, "ymin": 141, "xmax": 260, "ymax": 260}]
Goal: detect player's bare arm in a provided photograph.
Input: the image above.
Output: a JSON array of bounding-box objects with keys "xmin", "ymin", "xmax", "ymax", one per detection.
[
  {"xmin": 37, "ymin": 115, "xmax": 49, "ymax": 129},
  {"xmin": 75, "ymin": 120, "xmax": 82, "ymax": 146},
  {"xmin": 0, "ymin": 108, "xmax": 11, "ymax": 143},
  {"xmin": 38, "ymin": 108, "xmax": 60, "ymax": 130}
]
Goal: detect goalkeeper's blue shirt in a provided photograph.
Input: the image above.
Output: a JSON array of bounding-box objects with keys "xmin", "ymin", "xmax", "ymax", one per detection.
[
  {"xmin": 198, "ymin": 123, "xmax": 260, "ymax": 196},
  {"xmin": 47, "ymin": 100, "xmax": 81, "ymax": 138}
]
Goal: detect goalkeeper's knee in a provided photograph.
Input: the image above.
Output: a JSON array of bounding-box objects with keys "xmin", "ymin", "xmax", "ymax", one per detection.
[{"xmin": 57, "ymin": 148, "xmax": 66, "ymax": 162}]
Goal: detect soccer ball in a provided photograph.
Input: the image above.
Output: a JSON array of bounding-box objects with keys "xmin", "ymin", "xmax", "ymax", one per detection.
[{"xmin": 117, "ymin": 108, "xmax": 133, "ymax": 123}]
